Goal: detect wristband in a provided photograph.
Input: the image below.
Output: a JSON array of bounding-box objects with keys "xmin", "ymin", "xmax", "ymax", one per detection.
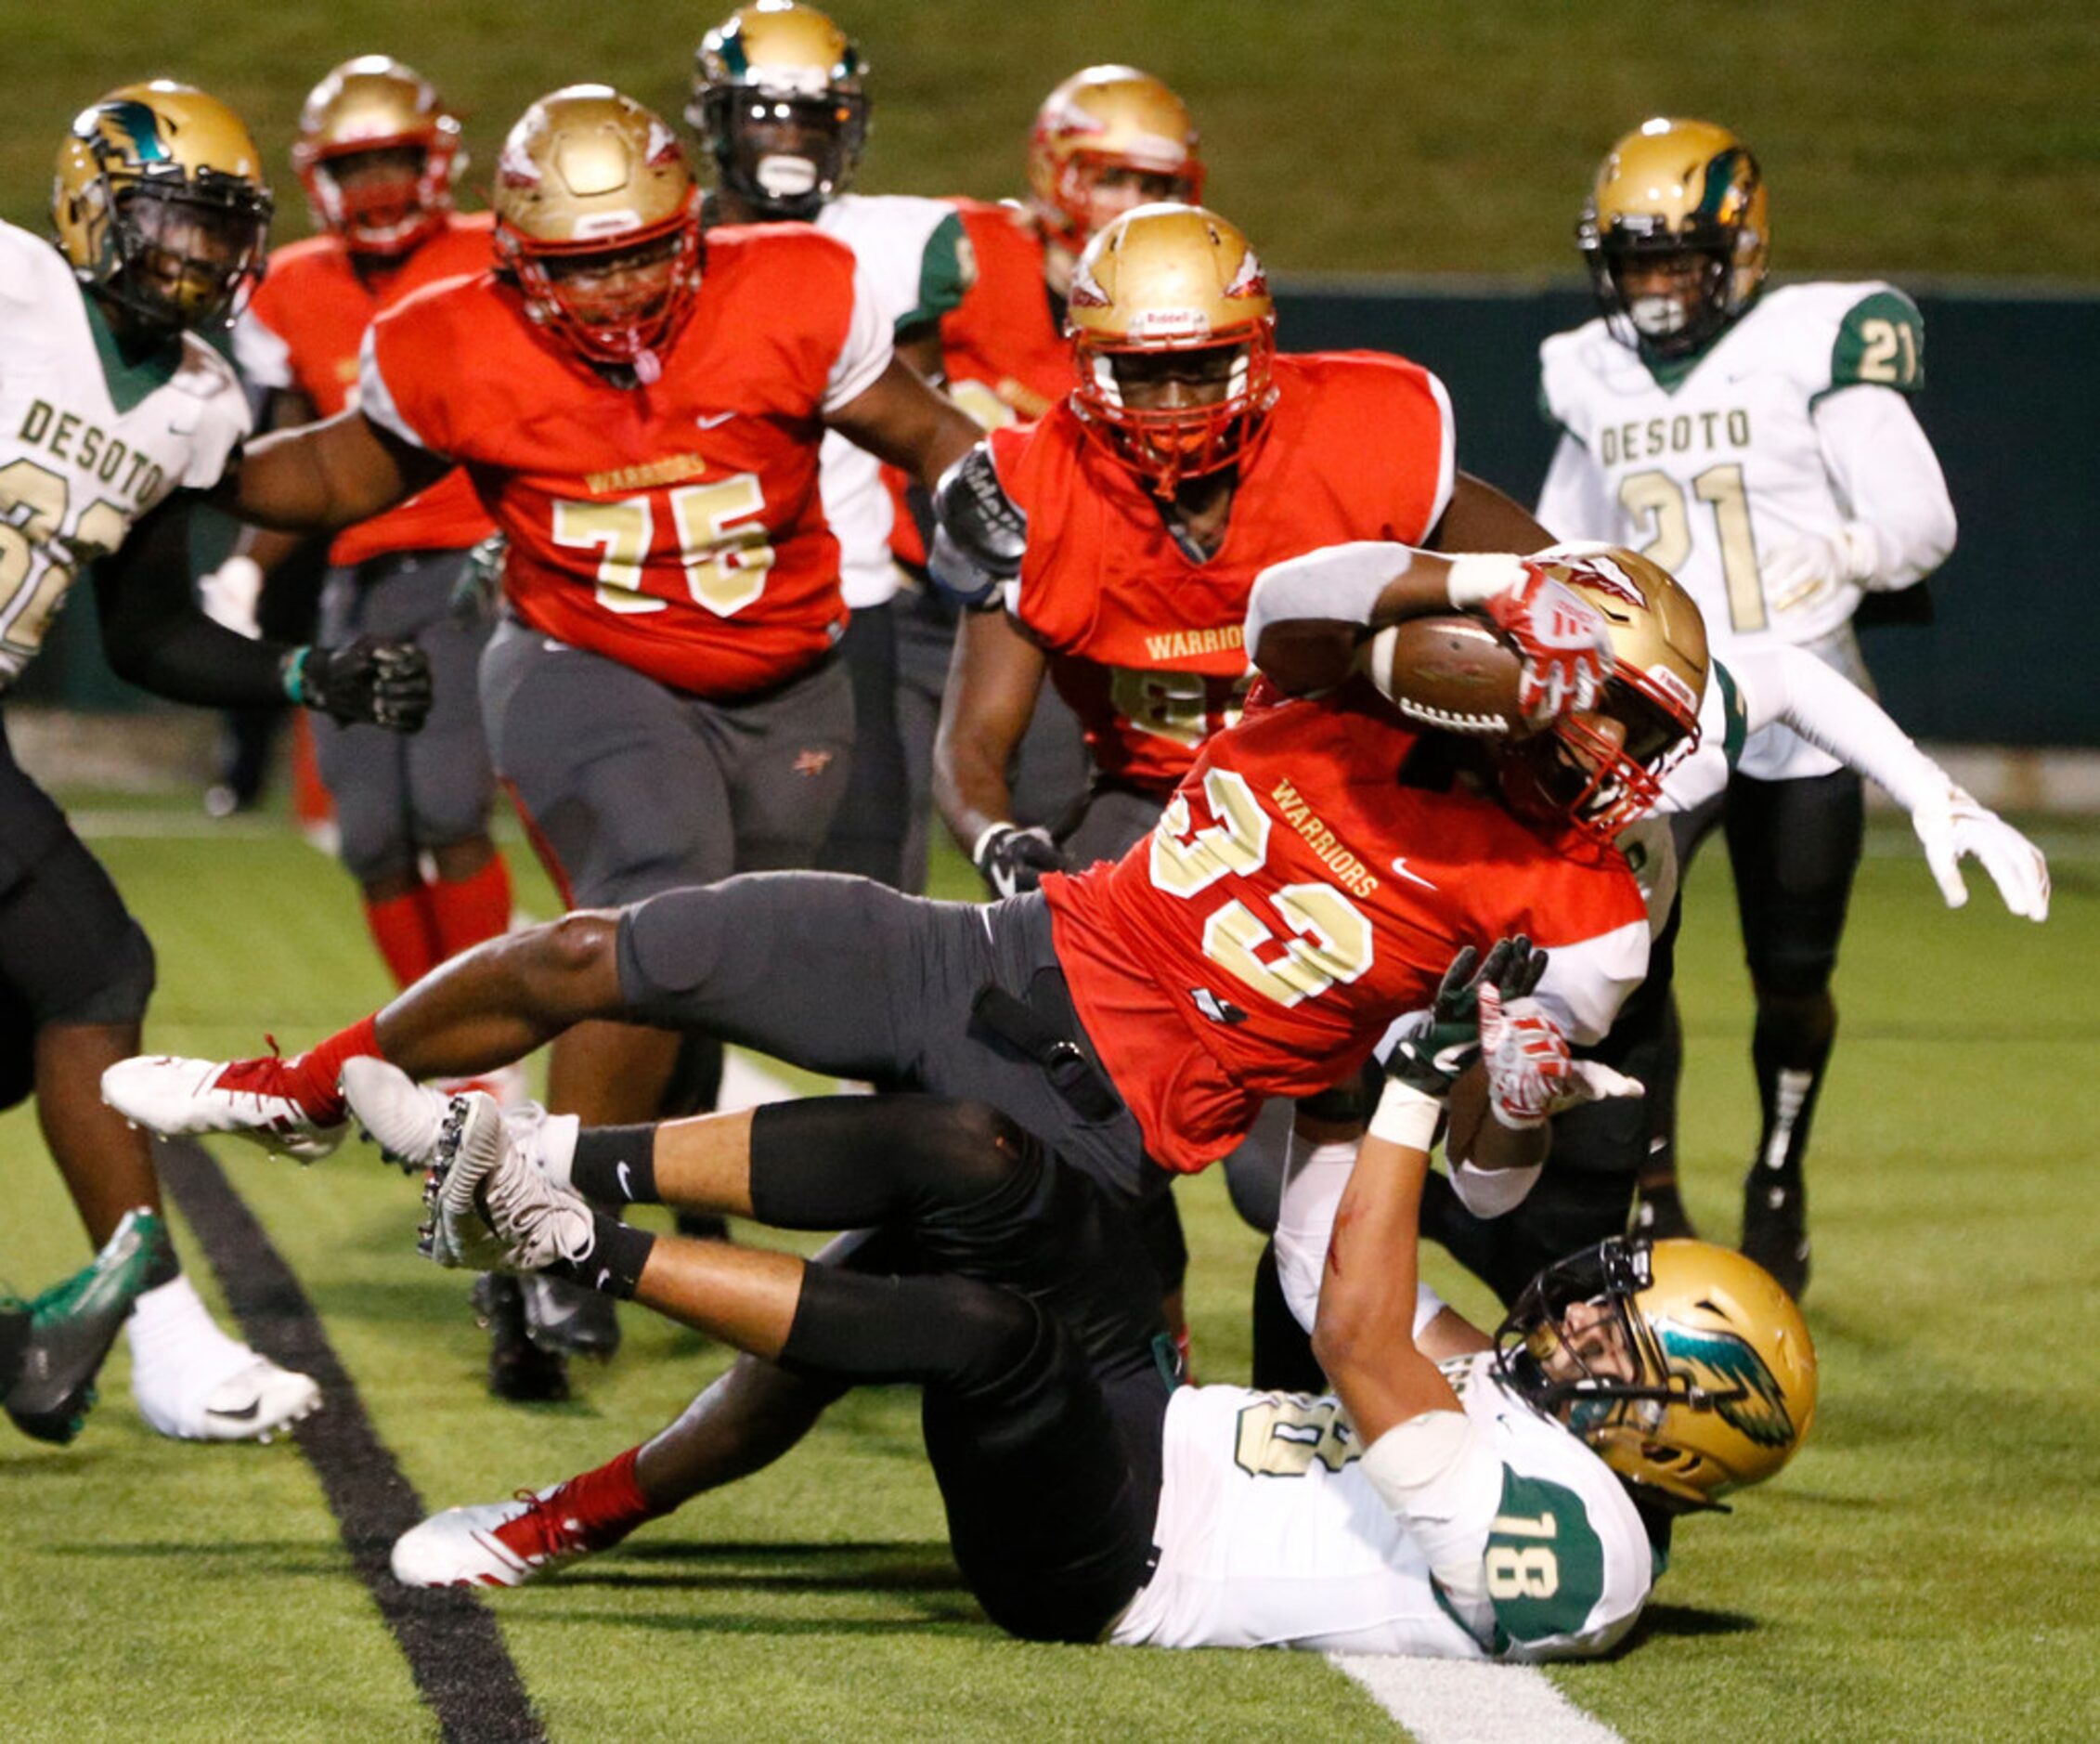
[
  {"xmin": 1368, "ymin": 1078, "xmax": 1444, "ymax": 1152},
  {"xmin": 1443, "ymin": 553, "xmax": 1528, "ymax": 610},
  {"xmin": 280, "ymin": 644, "xmax": 312, "ymax": 705},
  {"xmin": 970, "ymin": 820, "xmax": 1016, "ymax": 865}
]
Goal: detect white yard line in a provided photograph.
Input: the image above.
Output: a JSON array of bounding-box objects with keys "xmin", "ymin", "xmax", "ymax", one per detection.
[{"xmin": 1329, "ymin": 1655, "xmax": 1627, "ymax": 1743}]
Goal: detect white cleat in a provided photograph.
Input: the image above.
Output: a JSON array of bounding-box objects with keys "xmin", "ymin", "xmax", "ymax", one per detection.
[
  {"xmin": 408, "ymin": 1088, "xmax": 596, "ymax": 1276},
  {"xmin": 101, "ymin": 1053, "xmax": 347, "ymax": 1162},
  {"xmin": 341, "ymin": 1056, "xmax": 453, "ymax": 1167},
  {"xmin": 133, "ymin": 1350, "xmax": 322, "ymax": 1443},
  {"xmin": 392, "ymin": 1488, "xmax": 597, "ymax": 1589}
]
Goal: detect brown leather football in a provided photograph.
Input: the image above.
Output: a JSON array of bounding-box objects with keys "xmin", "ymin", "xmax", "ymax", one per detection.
[{"xmin": 1372, "ymin": 614, "xmax": 1529, "ymax": 737}]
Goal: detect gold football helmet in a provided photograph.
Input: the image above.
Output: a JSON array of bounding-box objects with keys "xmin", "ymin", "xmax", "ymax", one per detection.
[
  {"xmin": 689, "ymin": 2, "xmax": 868, "ymax": 220},
  {"xmin": 1498, "ymin": 1237, "xmax": 1818, "ymax": 1512},
  {"xmin": 54, "ymin": 80, "xmax": 272, "ymax": 333},
  {"xmin": 492, "ymin": 85, "xmax": 702, "ymax": 374},
  {"xmin": 1066, "ymin": 203, "xmax": 1275, "ymax": 495},
  {"xmin": 1027, "ymin": 66, "xmax": 1203, "ymax": 256},
  {"xmin": 1578, "ymin": 117, "xmax": 1769, "ymax": 358},
  {"xmin": 1493, "ymin": 544, "xmax": 1708, "ymax": 840},
  {"xmin": 292, "ymin": 56, "xmax": 462, "ymax": 257}
]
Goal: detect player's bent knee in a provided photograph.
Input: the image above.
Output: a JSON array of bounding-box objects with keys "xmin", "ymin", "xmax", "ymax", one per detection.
[
  {"xmin": 1748, "ymin": 949, "xmax": 1838, "ymax": 1005},
  {"xmin": 48, "ymin": 919, "xmax": 156, "ymax": 1029}
]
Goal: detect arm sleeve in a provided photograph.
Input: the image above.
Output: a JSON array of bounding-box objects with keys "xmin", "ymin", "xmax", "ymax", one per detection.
[
  {"xmin": 1243, "ymin": 541, "xmax": 1417, "ymax": 648},
  {"xmin": 1530, "ymin": 918, "xmax": 1649, "ymax": 1046},
  {"xmin": 1419, "ymin": 369, "xmax": 1458, "ymax": 540},
  {"xmin": 1726, "ymin": 642, "xmax": 1951, "ymax": 812},
  {"xmin": 1811, "ymin": 385, "xmax": 1957, "ymax": 589},
  {"xmin": 1535, "ymin": 429, "xmax": 1619, "ymax": 542},
  {"xmin": 900, "ymin": 210, "xmax": 974, "ymax": 332},
  {"xmin": 91, "ymin": 494, "xmax": 292, "ymax": 708},
  {"xmin": 823, "ymin": 263, "xmax": 898, "ymax": 412}
]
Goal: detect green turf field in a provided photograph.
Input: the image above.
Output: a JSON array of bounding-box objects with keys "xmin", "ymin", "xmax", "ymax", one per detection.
[
  {"xmin": 4, "ymin": 2, "xmax": 2099, "ymax": 278},
  {"xmin": 2, "ymin": 801, "xmax": 2095, "ymax": 1740}
]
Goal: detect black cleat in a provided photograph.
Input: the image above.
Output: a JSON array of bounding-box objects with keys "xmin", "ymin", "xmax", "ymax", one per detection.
[
  {"xmin": 472, "ymin": 1274, "xmax": 569, "ymax": 1403},
  {"xmin": 520, "ymin": 1274, "xmax": 620, "ymax": 1360},
  {"xmin": 1632, "ymin": 1181, "xmax": 1700, "ymax": 1243},
  {"xmin": 6, "ymin": 1208, "xmax": 161, "ymax": 1444},
  {"xmin": 1741, "ymin": 1167, "xmax": 1810, "ymax": 1300}
]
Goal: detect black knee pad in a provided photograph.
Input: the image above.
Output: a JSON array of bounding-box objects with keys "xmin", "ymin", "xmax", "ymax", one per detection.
[{"xmin": 1746, "ymin": 940, "xmax": 1839, "ymax": 1003}]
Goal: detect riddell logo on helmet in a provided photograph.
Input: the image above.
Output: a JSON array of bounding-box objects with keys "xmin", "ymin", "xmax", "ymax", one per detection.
[
  {"xmin": 1649, "ymin": 666, "xmax": 1700, "ymax": 717},
  {"xmin": 1127, "ymin": 307, "xmax": 1210, "ymax": 338}
]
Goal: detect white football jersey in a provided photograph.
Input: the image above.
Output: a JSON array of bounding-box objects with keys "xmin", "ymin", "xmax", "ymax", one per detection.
[
  {"xmin": 1112, "ymin": 1355, "xmax": 1654, "ymax": 1659},
  {"xmin": 813, "ymin": 195, "xmax": 972, "ymax": 609},
  {"xmin": 1538, "ymin": 283, "xmax": 1951, "ymax": 780},
  {"xmin": 0, "ymin": 221, "xmax": 250, "ymax": 690}
]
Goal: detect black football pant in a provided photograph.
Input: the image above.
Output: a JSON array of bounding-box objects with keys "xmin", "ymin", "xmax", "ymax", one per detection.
[{"xmin": 747, "ymin": 1096, "xmax": 1172, "ymax": 1643}]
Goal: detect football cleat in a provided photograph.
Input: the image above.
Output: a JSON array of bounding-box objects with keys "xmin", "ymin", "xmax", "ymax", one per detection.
[
  {"xmin": 1740, "ymin": 1166, "xmax": 1810, "ymax": 1301},
  {"xmin": 341, "ymin": 1054, "xmax": 451, "ymax": 1167},
  {"xmin": 101, "ymin": 1052, "xmax": 348, "ymax": 1161},
  {"xmin": 131, "ymin": 1346, "xmax": 321, "ymax": 1443},
  {"xmin": 472, "ymin": 1275, "xmax": 570, "ymax": 1403},
  {"xmin": 418, "ymin": 1089, "xmax": 595, "ymax": 1276},
  {"xmin": 5, "ymin": 1208, "xmax": 161, "ymax": 1445},
  {"xmin": 392, "ymin": 1484, "xmax": 603, "ymax": 1589},
  {"xmin": 520, "ymin": 1274, "xmax": 620, "ymax": 1360}
]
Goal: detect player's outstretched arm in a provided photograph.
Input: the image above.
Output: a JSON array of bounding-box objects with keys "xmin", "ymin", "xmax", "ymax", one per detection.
[{"xmin": 216, "ymin": 409, "xmax": 447, "ymax": 534}]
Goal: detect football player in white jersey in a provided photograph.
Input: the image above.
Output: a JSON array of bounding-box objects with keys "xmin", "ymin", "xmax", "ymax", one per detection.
[
  {"xmin": 0, "ymin": 82, "xmax": 429, "ymax": 1441},
  {"xmin": 340, "ymin": 945, "xmax": 1814, "ymax": 1657},
  {"xmin": 691, "ymin": 1, "xmax": 976, "ymax": 892},
  {"xmin": 1535, "ymin": 118, "xmax": 1964, "ymax": 1292}
]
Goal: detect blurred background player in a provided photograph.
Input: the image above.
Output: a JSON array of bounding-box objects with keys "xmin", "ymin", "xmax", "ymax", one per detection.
[
  {"xmin": 6, "ymin": 81, "xmax": 432, "ymax": 1440},
  {"xmin": 930, "ymin": 199, "xmax": 1551, "ymax": 1378},
  {"xmin": 690, "ymin": 2, "xmax": 972, "ymax": 893},
  {"xmin": 231, "ymin": 57, "xmax": 514, "ymax": 1009},
  {"xmin": 1536, "ymin": 118, "xmax": 1959, "ymax": 1293},
  {"xmin": 144, "ymin": 84, "xmax": 987, "ymax": 1399},
  {"xmin": 882, "ymin": 65, "xmax": 1210, "ymax": 891}
]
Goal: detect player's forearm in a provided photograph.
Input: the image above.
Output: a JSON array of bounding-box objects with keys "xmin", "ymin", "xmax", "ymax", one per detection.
[
  {"xmin": 1816, "ymin": 387, "xmax": 1957, "ymax": 587},
  {"xmin": 221, "ymin": 414, "xmax": 410, "ymax": 534},
  {"xmin": 1246, "ymin": 545, "xmax": 1481, "ymax": 693},
  {"xmin": 372, "ymin": 913, "xmax": 630, "ymax": 1077},
  {"xmin": 932, "ymin": 716, "xmax": 1018, "ymax": 853}
]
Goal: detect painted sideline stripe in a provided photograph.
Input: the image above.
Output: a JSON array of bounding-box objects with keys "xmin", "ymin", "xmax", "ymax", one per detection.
[
  {"xmin": 154, "ymin": 1136, "xmax": 547, "ymax": 1744},
  {"xmin": 1329, "ymin": 1653, "xmax": 1626, "ymax": 1743}
]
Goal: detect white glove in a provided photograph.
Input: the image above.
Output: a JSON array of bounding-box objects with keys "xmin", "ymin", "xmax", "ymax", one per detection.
[
  {"xmin": 1476, "ymin": 983, "xmax": 1644, "ymax": 1128},
  {"xmin": 1763, "ymin": 522, "xmax": 1881, "ymax": 618},
  {"xmin": 199, "ymin": 553, "xmax": 265, "ymax": 639},
  {"xmin": 1911, "ymin": 786, "xmax": 2051, "ymax": 920}
]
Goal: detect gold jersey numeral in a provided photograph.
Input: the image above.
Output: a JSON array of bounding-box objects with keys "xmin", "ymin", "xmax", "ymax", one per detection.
[
  {"xmin": 1619, "ymin": 462, "xmax": 1766, "ymax": 632},
  {"xmin": 1231, "ymin": 1394, "xmax": 1359, "ymax": 1477},
  {"xmin": 0, "ymin": 458, "xmax": 127, "ymax": 664},
  {"xmin": 552, "ymin": 473, "xmax": 775, "ymax": 618}
]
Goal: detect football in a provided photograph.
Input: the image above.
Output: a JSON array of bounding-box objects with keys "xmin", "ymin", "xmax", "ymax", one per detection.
[{"xmin": 1370, "ymin": 614, "xmax": 1531, "ymax": 737}]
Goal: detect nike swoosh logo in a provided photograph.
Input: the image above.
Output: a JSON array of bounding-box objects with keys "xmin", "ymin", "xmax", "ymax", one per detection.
[
  {"xmin": 695, "ymin": 411, "xmax": 736, "ymax": 431},
  {"xmin": 206, "ymin": 1400, "xmax": 263, "ymax": 1422},
  {"xmin": 1389, "ymin": 857, "xmax": 1439, "ymax": 891},
  {"xmin": 616, "ymin": 1161, "xmax": 633, "ymax": 1200}
]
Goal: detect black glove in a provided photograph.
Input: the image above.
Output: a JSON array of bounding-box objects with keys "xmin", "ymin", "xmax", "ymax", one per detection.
[
  {"xmin": 973, "ymin": 823, "xmax": 1067, "ymax": 899},
  {"xmin": 1384, "ymin": 935, "xmax": 1549, "ymax": 1097},
  {"xmin": 288, "ymin": 637, "xmax": 434, "ymax": 732},
  {"xmin": 927, "ymin": 444, "xmax": 1027, "ymax": 607}
]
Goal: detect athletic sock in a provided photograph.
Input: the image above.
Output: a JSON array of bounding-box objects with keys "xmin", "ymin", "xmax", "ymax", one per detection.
[
  {"xmin": 287, "ymin": 1013, "xmax": 383, "ymax": 1123},
  {"xmin": 567, "ymin": 1126, "xmax": 660, "ymax": 1205},
  {"xmin": 543, "ymin": 1446, "xmax": 659, "ymax": 1543},
  {"xmin": 543, "ymin": 1215, "xmax": 655, "ymax": 1300},
  {"xmin": 364, "ymin": 887, "xmax": 443, "ymax": 990},
  {"xmin": 427, "ymin": 854, "xmax": 513, "ymax": 961}
]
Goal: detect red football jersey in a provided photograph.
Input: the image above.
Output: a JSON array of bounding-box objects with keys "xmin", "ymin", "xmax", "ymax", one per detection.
[
  {"xmin": 885, "ymin": 199, "xmax": 1071, "ymax": 567},
  {"xmin": 991, "ymin": 352, "xmax": 1455, "ymax": 796},
  {"xmin": 1043, "ymin": 680, "xmax": 1648, "ymax": 1172},
  {"xmin": 240, "ymin": 214, "xmax": 496, "ymax": 569},
  {"xmin": 361, "ymin": 224, "xmax": 888, "ymax": 696}
]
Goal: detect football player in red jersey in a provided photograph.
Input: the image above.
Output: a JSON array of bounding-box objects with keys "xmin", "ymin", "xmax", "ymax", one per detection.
[
  {"xmin": 107, "ymin": 542, "xmax": 1658, "ymax": 1558},
  {"xmin": 131, "ymin": 84, "xmax": 985, "ymax": 1392},
  {"xmin": 230, "ymin": 57, "xmax": 514, "ymax": 1006}
]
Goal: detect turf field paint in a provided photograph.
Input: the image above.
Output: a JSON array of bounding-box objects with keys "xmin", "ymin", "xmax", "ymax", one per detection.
[{"xmin": 1329, "ymin": 1652, "xmax": 1626, "ymax": 1742}]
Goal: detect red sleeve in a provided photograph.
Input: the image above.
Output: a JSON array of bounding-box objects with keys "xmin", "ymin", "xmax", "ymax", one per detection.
[
  {"xmin": 363, "ymin": 280, "xmax": 477, "ymax": 457},
  {"xmin": 1315, "ymin": 352, "xmax": 1456, "ymax": 544}
]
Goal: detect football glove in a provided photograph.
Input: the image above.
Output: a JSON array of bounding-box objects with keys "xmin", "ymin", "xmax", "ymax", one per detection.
[
  {"xmin": 285, "ymin": 636, "xmax": 434, "ymax": 732},
  {"xmin": 972, "ymin": 822, "xmax": 1066, "ymax": 899},
  {"xmin": 928, "ymin": 444, "xmax": 1027, "ymax": 608},
  {"xmin": 1476, "ymin": 981, "xmax": 1642, "ymax": 1129},
  {"xmin": 1384, "ymin": 936, "xmax": 1549, "ymax": 1099},
  {"xmin": 1764, "ymin": 521, "xmax": 1881, "ymax": 618},
  {"xmin": 1910, "ymin": 786, "xmax": 2051, "ymax": 921},
  {"xmin": 1448, "ymin": 557, "xmax": 1614, "ymax": 726}
]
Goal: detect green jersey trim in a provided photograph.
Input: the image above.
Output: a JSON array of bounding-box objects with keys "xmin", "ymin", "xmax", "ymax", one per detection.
[
  {"xmin": 81, "ymin": 286, "xmax": 183, "ymax": 415},
  {"xmin": 1713, "ymin": 657, "xmax": 1748, "ymax": 767},
  {"xmin": 1483, "ymin": 1467, "xmax": 1608, "ymax": 1646},
  {"xmin": 1821, "ymin": 288, "xmax": 1925, "ymax": 402},
  {"xmin": 899, "ymin": 210, "xmax": 973, "ymax": 334}
]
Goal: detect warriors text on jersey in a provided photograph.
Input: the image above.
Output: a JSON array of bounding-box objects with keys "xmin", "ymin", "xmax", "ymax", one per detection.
[
  {"xmin": 358, "ymin": 223, "xmax": 891, "ymax": 696},
  {"xmin": 992, "ymin": 353, "xmax": 1456, "ymax": 796},
  {"xmin": 1112, "ymin": 1355, "xmax": 1653, "ymax": 1658},
  {"xmin": 1536, "ymin": 282, "xmax": 1954, "ymax": 779},
  {"xmin": 0, "ymin": 221, "xmax": 249, "ymax": 689},
  {"xmin": 810, "ymin": 195, "xmax": 971, "ymax": 608},
  {"xmin": 235, "ymin": 212, "xmax": 495, "ymax": 570},
  {"xmin": 1043, "ymin": 680, "xmax": 1649, "ymax": 1171}
]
